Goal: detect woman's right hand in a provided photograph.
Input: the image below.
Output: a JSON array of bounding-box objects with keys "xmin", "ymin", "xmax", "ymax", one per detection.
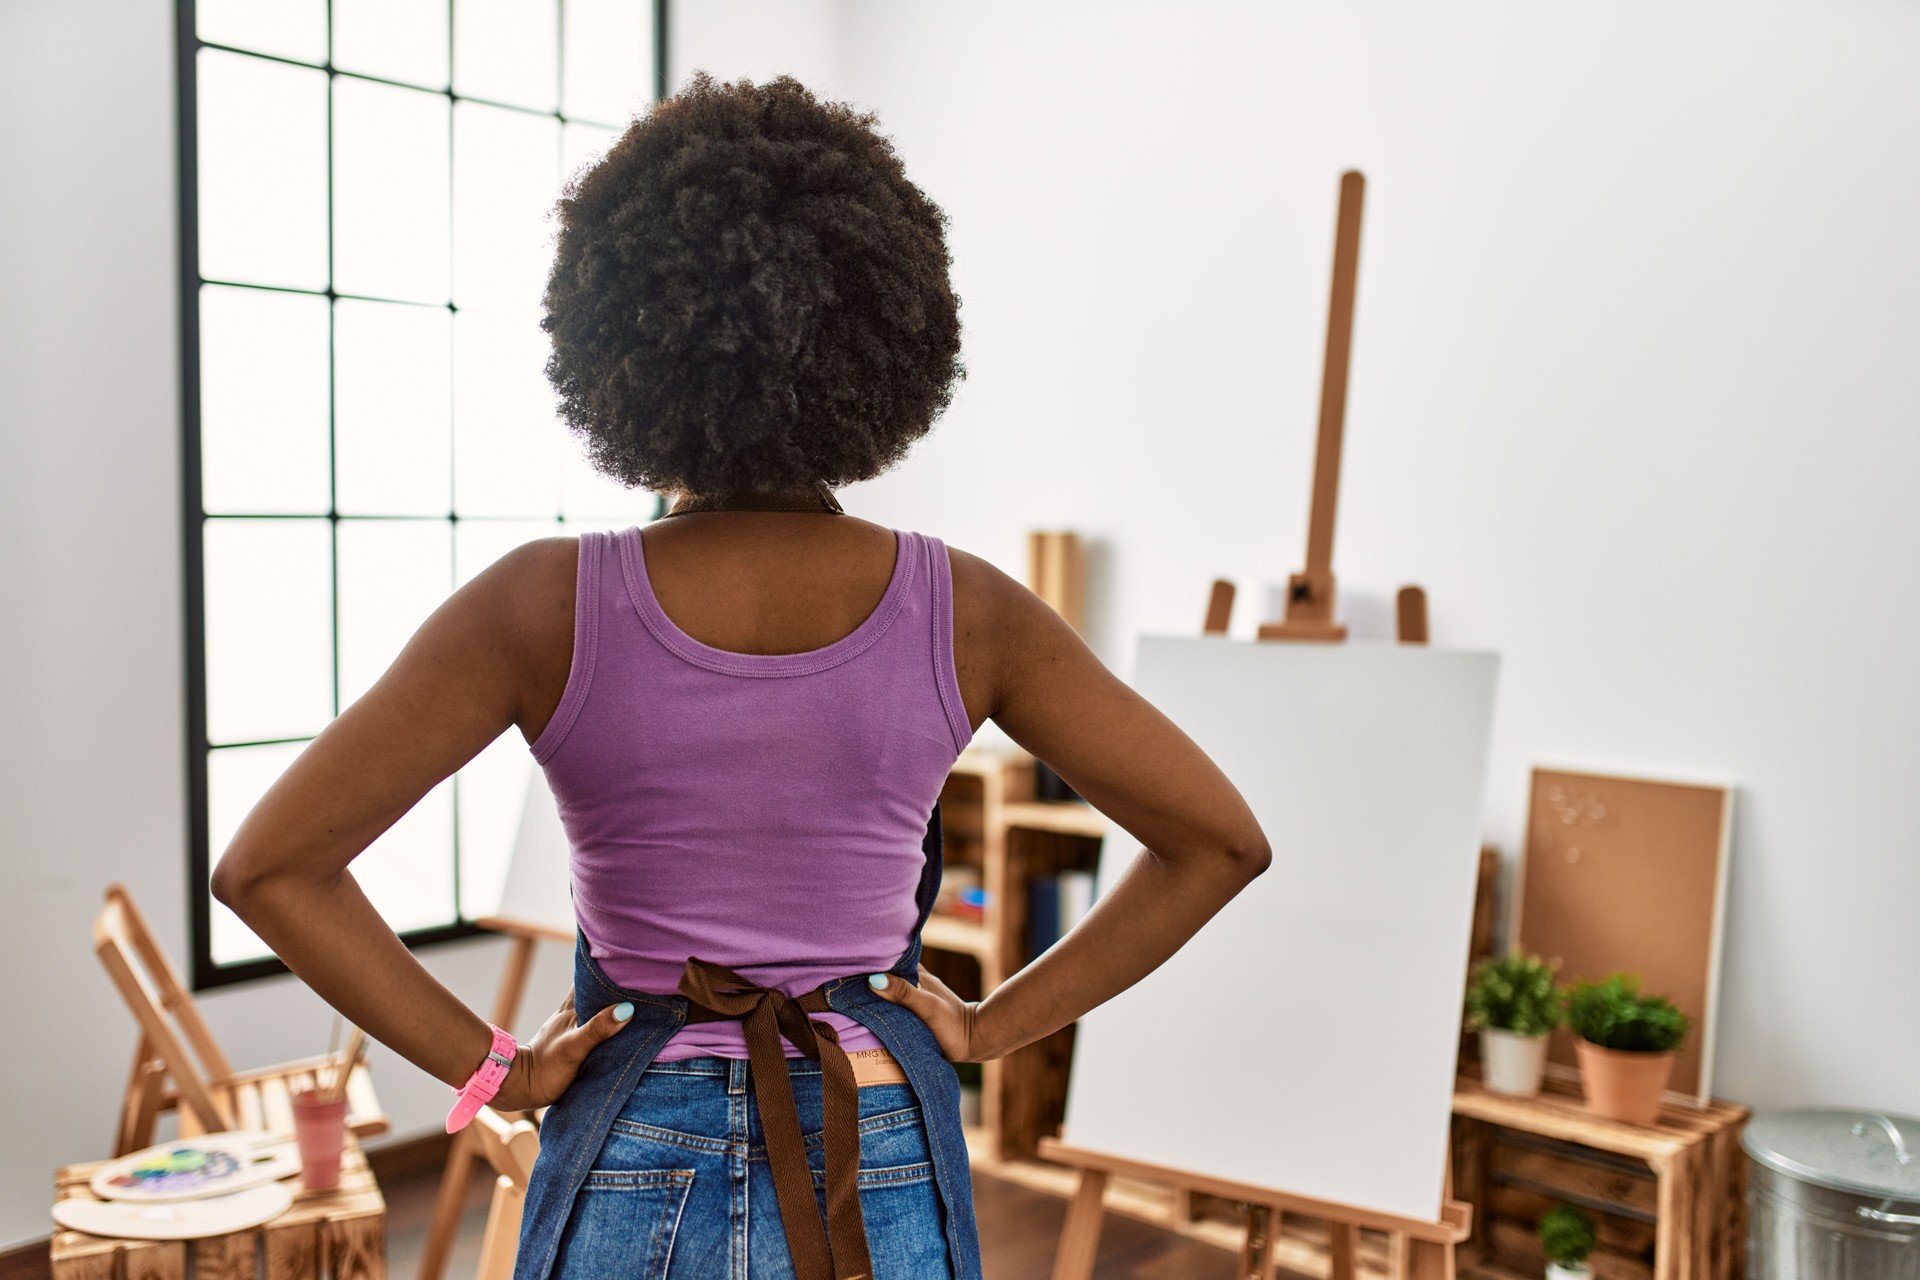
[
  {"xmin": 491, "ymin": 990, "xmax": 636, "ymax": 1112},
  {"xmin": 867, "ymin": 966, "xmax": 1000, "ymax": 1063}
]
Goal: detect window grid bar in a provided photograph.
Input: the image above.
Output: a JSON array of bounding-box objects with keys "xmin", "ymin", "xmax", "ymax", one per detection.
[
  {"xmin": 194, "ymin": 36, "xmax": 624, "ymax": 131},
  {"xmin": 183, "ymin": 0, "xmax": 664, "ymax": 990},
  {"xmin": 203, "ymin": 511, "xmax": 611, "ymax": 523},
  {"xmin": 326, "ymin": 0, "xmax": 342, "ymax": 727},
  {"xmin": 210, "ymin": 735, "xmax": 319, "ymax": 752},
  {"xmin": 446, "ymin": 0, "xmax": 461, "ymax": 920},
  {"xmin": 202, "ymin": 277, "xmax": 459, "ymax": 309}
]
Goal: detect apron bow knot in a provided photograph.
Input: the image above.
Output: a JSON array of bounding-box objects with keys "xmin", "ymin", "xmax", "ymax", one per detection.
[{"xmin": 678, "ymin": 957, "xmax": 874, "ymax": 1280}]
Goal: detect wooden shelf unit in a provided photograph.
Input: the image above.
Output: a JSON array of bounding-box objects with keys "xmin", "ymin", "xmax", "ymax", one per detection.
[
  {"xmin": 926, "ymin": 749, "xmax": 1107, "ymax": 1164},
  {"xmin": 1452, "ymin": 1075, "xmax": 1750, "ymax": 1280}
]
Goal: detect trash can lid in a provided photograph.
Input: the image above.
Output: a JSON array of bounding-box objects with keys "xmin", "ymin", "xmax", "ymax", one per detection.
[{"xmin": 1744, "ymin": 1110, "xmax": 1920, "ymax": 1201}]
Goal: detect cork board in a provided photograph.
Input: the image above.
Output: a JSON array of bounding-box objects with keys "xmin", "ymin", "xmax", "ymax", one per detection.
[{"xmin": 1517, "ymin": 767, "xmax": 1734, "ymax": 1105}]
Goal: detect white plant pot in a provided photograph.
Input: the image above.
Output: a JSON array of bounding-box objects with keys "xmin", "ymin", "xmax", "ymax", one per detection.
[
  {"xmin": 1480, "ymin": 1028, "xmax": 1549, "ymax": 1096},
  {"xmin": 1546, "ymin": 1264, "xmax": 1592, "ymax": 1280}
]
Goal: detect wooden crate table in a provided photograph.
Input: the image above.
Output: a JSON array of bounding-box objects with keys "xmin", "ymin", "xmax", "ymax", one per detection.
[
  {"xmin": 52, "ymin": 1132, "xmax": 385, "ymax": 1280},
  {"xmin": 1451, "ymin": 1075, "xmax": 1750, "ymax": 1280}
]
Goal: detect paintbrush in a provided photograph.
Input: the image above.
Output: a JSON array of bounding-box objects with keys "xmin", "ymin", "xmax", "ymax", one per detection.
[{"xmin": 323, "ymin": 1026, "xmax": 367, "ymax": 1105}]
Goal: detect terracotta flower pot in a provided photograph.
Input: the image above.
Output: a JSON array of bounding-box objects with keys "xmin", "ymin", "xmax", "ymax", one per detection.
[{"xmin": 1575, "ymin": 1039, "xmax": 1676, "ymax": 1125}]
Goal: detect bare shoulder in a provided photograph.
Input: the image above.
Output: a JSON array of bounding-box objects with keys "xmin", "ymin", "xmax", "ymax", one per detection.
[
  {"xmin": 462, "ymin": 536, "xmax": 579, "ymax": 735},
  {"xmin": 944, "ymin": 543, "xmax": 1087, "ymax": 728}
]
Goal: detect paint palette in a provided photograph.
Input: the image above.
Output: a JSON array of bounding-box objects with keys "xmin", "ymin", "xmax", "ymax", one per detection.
[
  {"xmin": 55, "ymin": 1182, "xmax": 294, "ymax": 1239},
  {"xmin": 90, "ymin": 1132, "xmax": 301, "ymax": 1203}
]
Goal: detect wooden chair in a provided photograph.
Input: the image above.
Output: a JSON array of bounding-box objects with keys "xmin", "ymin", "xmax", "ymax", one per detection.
[
  {"xmin": 470, "ymin": 1107, "xmax": 541, "ymax": 1280},
  {"xmin": 93, "ymin": 883, "xmax": 389, "ymax": 1155}
]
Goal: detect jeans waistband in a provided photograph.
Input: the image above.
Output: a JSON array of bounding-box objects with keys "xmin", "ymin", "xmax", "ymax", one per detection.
[{"xmin": 645, "ymin": 1045, "xmax": 908, "ymax": 1088}]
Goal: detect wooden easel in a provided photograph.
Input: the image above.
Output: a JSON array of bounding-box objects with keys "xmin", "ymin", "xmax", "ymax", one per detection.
[
  {"xmin": 1207, "ymin": 171, "xmax": 1428, "ymax": 649},
  {"xmin": 1046, "ymin": 172, "xmax": 1467, "ymax": 1278},
  {"xmin": 1040, "ymin": 1137, "xmax": 1470, "ymax": 1280},
  {"xmin": 1260, "ymin": 169, "xmax": 1366, "ymax": 643},
  {"xmin": 417, "ymin": 913, "xmax": 570, "ymax": 1280}
]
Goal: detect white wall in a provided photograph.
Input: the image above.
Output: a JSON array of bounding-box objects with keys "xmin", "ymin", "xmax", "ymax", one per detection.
[
  {"xmin": 3, "ymin": 0, "xmax": 1915, "ymax": 1247},
  {"xmin": 0, "ymin": 0, "xmax": 580, "ymax": 1246},
  {"xmin": 687, "ymin": 1, "xmax": 1920, "ymax": 1117}
]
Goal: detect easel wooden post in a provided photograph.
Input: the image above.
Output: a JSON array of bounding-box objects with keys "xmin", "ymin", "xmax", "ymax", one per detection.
[
  {"xmin": 416, "ymin": 914, "xmax": 571, "ymax": 1280},
  {"xmin": 1261, "ymin": 169, "xmax": 1366, "ymax": 644},
  {"xmin": 1046, "ymin": 171, "xmax": 1468, "ymax": 1278}
]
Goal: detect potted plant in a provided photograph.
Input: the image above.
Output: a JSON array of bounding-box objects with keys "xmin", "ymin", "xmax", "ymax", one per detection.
[
  {"xmin": 1463, "ymin": 951, "xmax": 1562, "ymax": 1096},
  {"xmin": 1564, "ymin": 974, "xmax": 1690, "ymax": 1125},
  {"xmin": 1539, "ymin": 1203, "xmax": 1597, "ymax": 1279}
]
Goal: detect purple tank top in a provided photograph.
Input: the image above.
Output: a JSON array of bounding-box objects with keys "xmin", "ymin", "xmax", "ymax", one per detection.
[{"xmin": 529, "ymin": 525, "xmax": 973, "ymax": 1058}]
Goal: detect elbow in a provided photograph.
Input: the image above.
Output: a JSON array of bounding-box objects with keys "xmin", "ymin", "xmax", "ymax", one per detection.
[
  {"xmin": 210, "ymin": 849, "xmax": 269, "ymax": 915},
  {"xmin": 208, "ymin": 854, "xmax": 244, "ymax": 911},
  {"xmin": 1225, "ymin": 829, "xmax": 1273, "ymax": 881}
]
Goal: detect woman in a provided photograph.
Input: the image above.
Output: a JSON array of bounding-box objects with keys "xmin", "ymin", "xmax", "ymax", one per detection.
[{"xmin": 215, "ymin": 73, "xmax": 1269, "ymax": 1278}]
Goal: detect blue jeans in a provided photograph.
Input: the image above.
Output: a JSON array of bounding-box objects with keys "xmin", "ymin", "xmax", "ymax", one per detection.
[{"xmin": 550, "ymin": 1056, "xmax": 949, "ymax": 1278}]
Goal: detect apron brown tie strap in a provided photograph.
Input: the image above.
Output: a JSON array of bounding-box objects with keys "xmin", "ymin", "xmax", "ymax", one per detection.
[{"xmin": 677, "ymin": 958, "xmax": 874, "ymax": 1280}]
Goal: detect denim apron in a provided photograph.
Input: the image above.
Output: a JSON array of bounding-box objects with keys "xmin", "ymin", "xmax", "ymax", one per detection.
[{"xmin": 512, "ymin": 806, "xmax": 983, "ymax": 1280}]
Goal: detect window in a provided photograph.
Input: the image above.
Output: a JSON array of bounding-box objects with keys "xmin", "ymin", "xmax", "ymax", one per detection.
[{"xmin": 179, "ymin": 0, "xmax": 667, "ymax": 987}]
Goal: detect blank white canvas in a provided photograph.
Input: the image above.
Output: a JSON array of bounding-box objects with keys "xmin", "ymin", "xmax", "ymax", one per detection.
[
  {"xmin": 1061, "ymin": 638, "xmax": 1500, "ymax": 1223},
  {"xmin": 496, "ymin": 766, "xmax": 578, "ymax": 936}
]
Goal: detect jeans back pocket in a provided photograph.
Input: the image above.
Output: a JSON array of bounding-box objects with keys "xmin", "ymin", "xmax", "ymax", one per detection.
[{"xmin": 554, "ymin": 1168, "xmax": 695, "ymax": 1279}]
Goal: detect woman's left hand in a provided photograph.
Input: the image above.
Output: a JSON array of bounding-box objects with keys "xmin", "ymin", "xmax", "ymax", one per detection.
[
  {"xmin": 490, "ymin": 991, "xmax": 635, "ymax": 1112},
  {"xmin": 866, "ymin": 966, "xmax": 999, "ymax": 1062}
]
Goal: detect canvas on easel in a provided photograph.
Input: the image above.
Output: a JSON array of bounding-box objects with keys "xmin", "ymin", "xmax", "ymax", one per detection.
[
  {"xmin": 1059, "ymin": 638, "xmax": 1500, "ymax": 1222},
  {"xmin": 1517, "ymin": 766, "xmax": 1734, "ymax": 1106}
]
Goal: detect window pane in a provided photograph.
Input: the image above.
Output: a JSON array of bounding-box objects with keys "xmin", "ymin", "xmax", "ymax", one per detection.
[
  {"xmin": 197, "ymin": 50, "xmax": 328, "ymax": 291},
  {"xmin": 333, "ymin": 77, "xmax": 451, "ymax": 304},
  {"xmin": 358, "ymin": 777, "xmax": 457, "ymax": 933},
  {"xmin": 561, "ymin": 120, "xmax": 621, "ymax": 189},
  {"xmin": 457, "ymin": 734, "xmax": 536, "ymax": 919},
  {"xmin": 208, "ymin": 741, "xmax": 311, "ymax": 965},
  {"xmin": 560, "ymin": 449, "xmax": 651, "ymax": 522},
  {"xmin": 335, "ymin": 300, "xmax": 452, "ymax": 516},
  {"xmin": 562, "ymin": 0, "xmax": 652, "ymax": 125},
  {"xmin": 333, "ymin": 0, "xmax": 449, "ymax": 90},
  {"xmin": 453, "ymin": 0, "xmax": 558, "ymax": 113},
  {"xmin": 455, "ymin": 519, "xmax": 560, "ymax": 587},
  {"xmin": 198, "ymin": 0, "xmax": 326, "ymax": 65},
  {"xmin": 453, "ymin": 103, "xmax": 560, "ymax": 315},
  {"xmin": 204, "ymin": 518, "xmax": 334, "ymax": 744},
  {"xmin": 336, "ymin": 521, "xmax": 453, "ymax": 709},
  {"xmin": 453, "ymin": 309, "xmax": 560, "ymax": 516},
  {"xmin": 198, "ymin": 286, "xmax": 331, "ymax": 515}
]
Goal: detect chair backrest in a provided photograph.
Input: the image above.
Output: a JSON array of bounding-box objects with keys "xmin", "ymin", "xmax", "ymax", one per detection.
[
  {"xmin": 94, "ymin": 884, "xmax": 237, "ymax": 1134},
  {"xmin": 470, "ymin": 1107, "xmax": 541, "ymax": 1280}
]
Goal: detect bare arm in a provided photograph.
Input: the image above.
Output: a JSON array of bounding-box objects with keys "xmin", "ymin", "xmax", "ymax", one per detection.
[
  {"xmin": 210, "ymin": 538, "xmax": 628, "ymax": 1110},
  {"xmin": 871, "ymin": 550, "xmax": 1271, "ymax": 1059}
]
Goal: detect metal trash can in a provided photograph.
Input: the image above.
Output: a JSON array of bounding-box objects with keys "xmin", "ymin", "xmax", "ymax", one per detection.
[{"xmin": 1746, "ymin": 1109, "xmax": 1920, "ymax": 1279}]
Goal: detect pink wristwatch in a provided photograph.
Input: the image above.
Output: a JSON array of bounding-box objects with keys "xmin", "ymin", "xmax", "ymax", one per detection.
[{"xmin": 446, "ymin": 1024, "xmax": 518, "ymax": 1133}]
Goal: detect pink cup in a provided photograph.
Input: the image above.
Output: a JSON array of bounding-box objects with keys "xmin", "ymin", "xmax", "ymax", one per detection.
[{"xmin": 290, "ymin": 1090, "xmax": 348, "ymax": 1191}]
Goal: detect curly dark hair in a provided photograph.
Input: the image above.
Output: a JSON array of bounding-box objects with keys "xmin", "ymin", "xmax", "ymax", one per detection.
[{"xmin": 540, "ymin": 71, "xmax": 963, "ymax": 496}]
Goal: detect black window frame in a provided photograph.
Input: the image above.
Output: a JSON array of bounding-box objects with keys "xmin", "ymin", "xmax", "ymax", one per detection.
[{"xmin": 177, "ymin": 0, "xmax": 669, "ymax": 990}]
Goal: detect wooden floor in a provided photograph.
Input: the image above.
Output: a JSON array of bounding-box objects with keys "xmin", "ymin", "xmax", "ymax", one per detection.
[
  {"xmin": 10, "ymin": 1159, "xmax": 1259, "ymax": 1278},
  {"xmin": 381, "ymin": 1161, "xmax": 1258, "ymax": 1279}
]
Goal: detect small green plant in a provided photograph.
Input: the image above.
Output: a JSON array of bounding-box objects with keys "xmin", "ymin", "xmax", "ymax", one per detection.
[
  {"xmin": 1564, "ymin": 974, "xmax": 1691, "ymax": 1053},
  {"xmin": 1539, "ymin": 1203, "xmax": 1597, "ymax": 1267},
  {"xmin": 1463, "ymin": 951, "xmax": 1563, "ymax": 1037}
]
